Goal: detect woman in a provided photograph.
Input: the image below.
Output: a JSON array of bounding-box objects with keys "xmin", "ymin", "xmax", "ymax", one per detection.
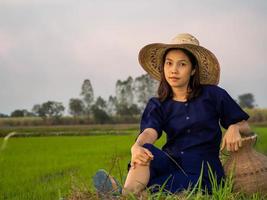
[{"xmin": 93, "ymin": 33, "xmax": 253, "ymax": 197}]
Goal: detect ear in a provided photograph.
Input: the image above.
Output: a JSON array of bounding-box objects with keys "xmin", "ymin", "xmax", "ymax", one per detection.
[{"xmin": 191, "ymin": 69, "xmax": 196, "ymax": 76}]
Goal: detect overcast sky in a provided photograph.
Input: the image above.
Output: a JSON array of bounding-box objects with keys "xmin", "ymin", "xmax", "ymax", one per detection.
[{"xmin": 0, "ymin": 0, "xmax": 266, "ymax": 115}]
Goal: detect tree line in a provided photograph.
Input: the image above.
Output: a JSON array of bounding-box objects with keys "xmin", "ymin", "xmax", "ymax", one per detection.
[
  {"xmin": 0, "ymin": 74, "xmax": 258, "ymax": 124},
  {"xmin": 2, "ymin": 74, "xmax": 158, "ymax": 123}
]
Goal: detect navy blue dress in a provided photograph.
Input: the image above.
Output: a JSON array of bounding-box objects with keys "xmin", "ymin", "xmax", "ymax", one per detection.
[{"xmin": 136, "ymin": 85, "xmax": 249, "ymax": 194}]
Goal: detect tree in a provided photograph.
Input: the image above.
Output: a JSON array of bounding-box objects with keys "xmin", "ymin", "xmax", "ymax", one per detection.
[
  {"xmin": 10, "ymin": 109, "xmax": 35, "ymax": 117},
  {"xmin": 80, "ymin": 79, "xmax": 94, "ymax": 115},
  {"xmin": 91, "ymin": 107, "xmax": 110, "ymax": 124},
  {"xmin": 115, "ymin": 76, "xmax": 140, "ymax": 116},
  {"xmin": 238, "ymin": 93, "xmax": 256, "ymax": 109},
  {"xmin": 128, "ymin": 104, "xmax": 140, "ymax": 115},
  {"xmin": 94, "ymin": 96, "xmax": 107, "ymax": 110},
  {"xmin": 42, "ymin": 101, "xmax": 65, "ymax": 118},
  {"xmin": 116, "ymin": 103, "xmax": 140, "ymax": 116},
  {"xmin": 115, "ymin": 76, "xmax": 134, "ymax": 106},
  {"xmin": 32, "ymin": 101, "xmax": 65, "ymax": 119},
  {"xmin": 91, "ymin": 96, "xmax": 110, "ymax": 123},
  {"xmin": 32, "ymin": 104, "xmax": 45, "ymax": 118},
  {"xmin": 69, "ymin": 98, "xmax": 85, "ymax": 116},
  {"xmin": 106, "ymin": 96, "xmax": 117, "ymax": 116},
  {"xmin": 133, "ymin": 74, "xmax": 158, "ymax": 110},
  {"xmin": 10, "ymin": 109, "xmax": 24, "ymax": 117}
]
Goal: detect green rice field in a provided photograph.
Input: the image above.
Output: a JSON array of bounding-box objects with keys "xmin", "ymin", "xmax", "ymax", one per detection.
[{"xmin": 0, "ymin": 126, "xmax": 267, "ymax": 199}]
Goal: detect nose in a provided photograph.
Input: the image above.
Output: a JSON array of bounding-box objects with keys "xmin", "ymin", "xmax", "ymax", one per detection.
[{"xmin": 170, "ymin": 65, "xmax": 179, "ymax": 74}]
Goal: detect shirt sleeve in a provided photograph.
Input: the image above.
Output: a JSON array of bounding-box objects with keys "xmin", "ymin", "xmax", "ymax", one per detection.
[
  {"xmin": 216, "ymin": 87, "xmax": 249, "ymax": 129},
  {"xmin": 140, "ymin": 97, "xmax": 163, "ymax": 139}
]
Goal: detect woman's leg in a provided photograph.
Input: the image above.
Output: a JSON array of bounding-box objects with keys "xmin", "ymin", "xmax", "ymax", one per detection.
[
  {"xmin": 122, "ymin": 143, "xmax": 155, "ymax": 195},
  {"xmin": 122, "ymin": 143, "xmax": 178, "ymax": 195},
  {"xmin": 122, "ymin": 162, "xmax": 150, "ymax": 195}
]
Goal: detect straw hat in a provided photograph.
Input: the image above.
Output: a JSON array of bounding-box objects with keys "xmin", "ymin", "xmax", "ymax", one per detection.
[{"xmin": 138, "ymin": 33, "xmax": 220, "ymax": 85}]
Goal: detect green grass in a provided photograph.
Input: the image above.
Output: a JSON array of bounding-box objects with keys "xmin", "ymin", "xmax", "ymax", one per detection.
[
  {"xmin": 0, "ymin": 126, "xmax": 267, "ymax": 199},
  {"xmin": 252, "ymin": 126, "xmax": 267, "ymax": 154},
  {"xmin": 0, "ymin": 134, "xmax": 166, "ymax": 200}
]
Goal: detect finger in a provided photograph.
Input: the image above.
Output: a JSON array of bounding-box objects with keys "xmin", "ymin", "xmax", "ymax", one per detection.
[
  {"xmin": 228, "ymin": 142, "xmax": 232, "ymax": 152},
  {"xmin": 143, "ymin": 151, "xmax": 154, "ymax": 160},
  {"xmin": 140, "ymin": 155, "xmax": 153, "ymax": 164},
  {"xmin": 137, "ymin": 156, "xmax": 151, "ymax": 164},
  {"xmin": 226, "ymin": 142, "xmax": 231, "ymax": 152},
  {"xmin": 230, "ymin": 142, "xmax": 235, "ymax": 152},
  {"xmin": 231, "ymin": 142, "xmax": 236, "ymax": 152},
  {"xmin": 138, "ymin": 156, "xmax": 149, "ymax": 164},
  {"xmin": 136, "ymin": 160, "xmax": 147, "ymax": 166},
  {"xmin": 139, "ymin": 152, "xmax": 150, "ymax": 159},
  {"xmin": 144, "ymin": 149, "xmax": 154, "ymax": 158},
  {"xmin": 141, "ymin": 155, "xmax": 153, "ymax": 163},
  {"xmin": 130, "ymin": 162, "xmax": 136, "ymax": 169},
  {"xmin": 238, "ymin": 140, "xmax": 242, "ymax": 148},
  {"xmin": 135, "ymin": 153, "xmax": 148, "ymax": 161},
  {"xmin": 234, "ymin": 142, "xmax": 239, "ymax": 151},
  {"xmin": 220, "ymin": 139, "xmax": 225, "ymax": 151},
  {"xmin": 131, "ymin": 160, "xmax": 148, "ymax": 168}
]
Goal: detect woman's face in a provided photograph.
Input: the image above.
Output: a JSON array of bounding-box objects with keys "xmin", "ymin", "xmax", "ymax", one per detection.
[{"xmin": 163, "ymin": 49, "xmax": 195, "ymax": 89}]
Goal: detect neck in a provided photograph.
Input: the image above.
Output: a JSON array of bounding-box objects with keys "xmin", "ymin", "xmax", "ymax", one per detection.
[{"xmin": 172, "ymin": 86, "xmax": 190, "ymax": 101}]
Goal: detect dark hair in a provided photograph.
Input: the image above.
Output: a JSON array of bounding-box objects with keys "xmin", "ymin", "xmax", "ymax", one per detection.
[{"xmin": 158, "ymin": 48, "xmax": 202, "ymax": 102}]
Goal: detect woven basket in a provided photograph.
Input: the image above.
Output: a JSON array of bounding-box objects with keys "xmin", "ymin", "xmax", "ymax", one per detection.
[{"xmin": 223, "ymin": 134, "xmax": 267, "ymax": 195}]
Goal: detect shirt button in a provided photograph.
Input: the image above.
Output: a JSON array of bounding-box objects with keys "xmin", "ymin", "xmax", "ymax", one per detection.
[
  {"xmin": 185, "ymin": 103, "xmax": 188, "ymax": 106},
  {"xmin": 187, "ymin": 129, "xmax": 191, "ymax": 133},
  {"xmin": 186, "ymin": 116, "xmax": 190, "ymax": 120},
  {"xmin": 181, "ymin": 151, "xmax": 184, "ymax": 154}
]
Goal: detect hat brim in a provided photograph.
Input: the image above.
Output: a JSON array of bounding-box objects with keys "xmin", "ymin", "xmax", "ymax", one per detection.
[{"xmin": 138, "ymin": 43, "xmax": 220, "ymax": 85}]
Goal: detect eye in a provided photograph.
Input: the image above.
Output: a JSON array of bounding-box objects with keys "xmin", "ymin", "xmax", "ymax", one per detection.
[
  {"xmin": 179, "ymin": 62, "xmax": 187, "ymax": 66},
  {"xmin": 165, "ymin": 61, "xmax": 172, "ymax": 66}
]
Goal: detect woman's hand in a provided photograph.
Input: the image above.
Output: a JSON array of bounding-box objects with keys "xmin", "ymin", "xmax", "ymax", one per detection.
[
  {"xmin": 220, "ymin": 124, "xmax": 242, "ymax": 152},
  {"xmin": 130, "ymin": 143, "xmax": 154, "ymax": 169}
]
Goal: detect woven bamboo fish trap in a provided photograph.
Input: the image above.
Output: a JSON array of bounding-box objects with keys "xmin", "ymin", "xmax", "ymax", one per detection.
[{"xmin": 223, "ymin": 134, "xmax": 267, "ymax": 195}]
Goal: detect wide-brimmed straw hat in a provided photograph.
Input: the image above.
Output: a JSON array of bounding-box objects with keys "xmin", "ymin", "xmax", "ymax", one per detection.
[{"xmin": 138, "ymin": 33, "xmax": 220, "ymax": 85}]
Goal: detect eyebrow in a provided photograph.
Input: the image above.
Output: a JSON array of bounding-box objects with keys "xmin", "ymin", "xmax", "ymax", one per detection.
[
  {"xmin": 165, "ymin": 58, "xmax": 188, "ymax": 62},
  {"xmin": 165, "ymin": 58, "xmax": 173, "ymax": 61}
]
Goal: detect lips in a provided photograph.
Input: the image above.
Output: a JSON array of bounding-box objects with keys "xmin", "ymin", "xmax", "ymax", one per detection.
[{"xmin": 169, "ymin": 77, "xmax": 180, "ymax": 80}]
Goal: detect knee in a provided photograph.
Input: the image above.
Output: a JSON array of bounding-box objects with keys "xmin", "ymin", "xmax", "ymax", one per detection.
[{"xmin": 128, "ymin": 162, "xmax": 151, "ymax": 172}]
